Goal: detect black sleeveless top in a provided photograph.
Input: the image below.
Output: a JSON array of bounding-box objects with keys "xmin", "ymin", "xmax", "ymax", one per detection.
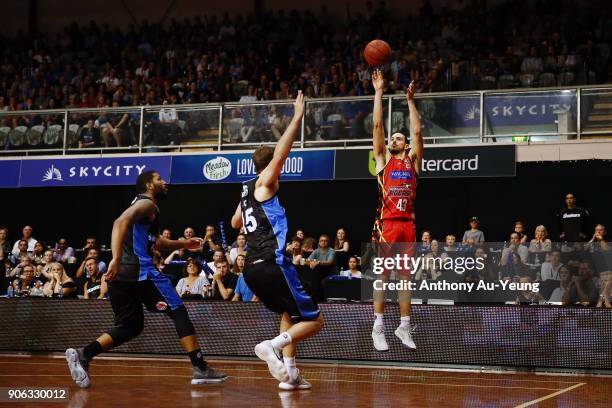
[
  {"xmin": 86, "ymin": 274, "xmax": 103, "ymax": 298},
  {"xmin": 240, "ymin": 178, "xmax": 288, "ymax": 265},
  {"xmin": 118, "ymin": 194, "xmax": 161, "ymax": 281}
]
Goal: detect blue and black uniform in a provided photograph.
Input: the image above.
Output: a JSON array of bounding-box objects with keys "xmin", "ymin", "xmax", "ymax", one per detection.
[
  {"xmin": 240, "ymin": 178, "xmax": 319, "ymax": 323},
  {"xmin": 107, "ymin": 194, "xmax": 194, "ymax": 347}
]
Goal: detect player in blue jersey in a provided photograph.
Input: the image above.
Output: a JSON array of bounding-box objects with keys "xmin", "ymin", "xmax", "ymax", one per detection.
[
  {"xmin": 66, "ymin": 171, "xmax": 227, "ymax": 388},
  {"xmin": 231, "ymin": 91, "xmax": 324, "ymax": 390}
]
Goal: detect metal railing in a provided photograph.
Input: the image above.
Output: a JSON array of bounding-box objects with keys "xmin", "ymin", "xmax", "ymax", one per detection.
[{"xmin": 0, "ymin": 85, "xmax": 610, "ymax": 156}]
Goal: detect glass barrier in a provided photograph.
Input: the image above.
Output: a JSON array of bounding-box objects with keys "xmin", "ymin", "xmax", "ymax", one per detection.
[
  {"xmin": 391, "ymin": 93, "xmax": 481, "ymax": 144},
  {"xmin": 483, "ymin": 90, "xmax": 578, "ymax": 142},
  {"xmin": 143, "ymin": 105, "xmax": 221, "ymax": 151},
  {"xmin": 349, "ymin": 241, "xmax": 612, "ymax": 305},
  {"xmin": 0, "ymin": 86, "xmax": 610, "ymax": 156},
  {"xmin": 0, "ymin": 110, "xmax": 65, "ymax": 156},
  {"xmin": 580, "ymin": 88, "xmax": 612, "ymax": 139},
  {"xmin": 304, "ymin": 98, "xmax": 375, "ymax": 144},
  {"xmin": 222, "ymin": 102, "xmax": 295, "ymax": 146},
  {"xmin": 65, "ymin": 108, "xmax": 142, "ymax": 155}
]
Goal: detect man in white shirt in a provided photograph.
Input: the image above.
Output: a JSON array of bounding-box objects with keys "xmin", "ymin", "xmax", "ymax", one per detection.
[
  {"xmin": 200, "ymin": 250, "xmax": 225, "ymax": 280},
  {"xmin": 540, "ymin": 250, "xmax": 563, "ymax": 281},
  {"xmin": 11, "ymin": 225, "xmax": 37, "ymax": 255}
]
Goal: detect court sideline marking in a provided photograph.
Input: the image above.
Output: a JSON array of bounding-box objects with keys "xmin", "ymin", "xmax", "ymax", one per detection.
[
  {"xmin": 513, "ymin": 382, "xmax": 586, "ymax": 408},
  {"xmin": 0, "ymin": 360, "xmax": 580, "ymax": 384}
]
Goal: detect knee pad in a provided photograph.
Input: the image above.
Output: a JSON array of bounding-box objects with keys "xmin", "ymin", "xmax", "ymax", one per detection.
[{"xmin": 170, "ymin": 305, "xmax": 195, "ymax": 338}]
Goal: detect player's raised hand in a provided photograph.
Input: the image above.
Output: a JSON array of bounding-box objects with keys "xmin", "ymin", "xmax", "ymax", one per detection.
[
  {"xmin": 184, "ymin": 237, "xmax": 205, "ymax": 250},
  {"xmin": 406, "ymin": 80, "xmax": 417, "ymax": 101},
  {"xmin": 372, "ymin": 69, "xmax": 384, "ymax": 93},
  {"xmin": 293, "ymin": 90, "xmax": 305, "ymax": 119}
]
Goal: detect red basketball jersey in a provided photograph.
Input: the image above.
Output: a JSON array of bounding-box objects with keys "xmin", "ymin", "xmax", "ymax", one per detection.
[{"xmin": 375, "ymin": 156, "xmax": 418, "ymax": 221}]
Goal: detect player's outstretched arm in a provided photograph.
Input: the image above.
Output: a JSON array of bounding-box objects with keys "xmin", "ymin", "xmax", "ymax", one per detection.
[
  {"xmin": 372, "ymin": 69, "xmax": 386, "ymax": 173},
  {"xmin": 406, "ymin": 80, "xmax": 423, "ymax": 173},
  {"xmin": 156, "ymin": 236, "xmax": 203, "ymax": 252},
  {"xmin": 231, "ymin": 203, "xmax": 243, "ymax": 229},
  {"xmin": 259, "ymin": 91, "xmax": 305, "ymax": 187}
]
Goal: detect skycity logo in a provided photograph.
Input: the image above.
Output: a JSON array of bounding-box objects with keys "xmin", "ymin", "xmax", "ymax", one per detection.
[
  {"xmin": 42, "ymin": 164, "xmax": 147, "ymax": 181},
  {"xmin": 42, "ymin": 165, "xmax": 63, "ymax": 181}
]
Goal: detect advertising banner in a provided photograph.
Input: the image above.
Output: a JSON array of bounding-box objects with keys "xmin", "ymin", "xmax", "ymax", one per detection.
[
  {"xmin": 335, "ymin": 145, "xmax": 516, "ymax": 179},
  {"xmin": 171, "ymin": 150, "xmax": 335, "ymax": 184},
  {"xmin": 19, "ymin": 156, "xmax": 172, "ymax": 187},
  {"xmin": 0, "ymin": 160, "xmax": 21, "ymax": 188}
]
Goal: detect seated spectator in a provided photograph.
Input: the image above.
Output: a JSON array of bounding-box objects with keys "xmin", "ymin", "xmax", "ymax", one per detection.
[
  {"xmin": 529, "ymin": 225, "xmax": 552, "ymax": 258},
  {"xmin": 334, "ymin": 228, "xmax": 350, "ymax": 271},
  {"xmin": 340, "ymin": 256, "xmax": 362, "ymax": 279},
  {"xmin": 10, "ymin": 239, "xmax": 32, "ymax": 264},
  {"xmin": 0, "ymin": 227, "xmax": 10, "ymax": 259},
  {"xmin": 289, "ymin": 237, "xmax": 304, "ymax": 266},
  {"xmin": 165, "ymin": 238, "xmax": 191, "ymax": 264},
  {"xmin": 540, "ymin": 250, "xmax": 563, "ymax": 281},
  {"xmin": 31, "ymin": 241, "xmax": 46, "ymax": 265},
  {"xmin": 158, "ymin": 228, "xmax": 173, "ymax": 259},
  {"xmin": 175, "ymin": 258, "xmax": 210, "ymax": 299},
  {"xmin": 53, "ymin": 238, "xmax": 76, "ymax": 263},
  {"xmin": 38, "ymin": 250, "xmax": 55, "ymax": 280},
  {"xmin": 232, "ymin": 255, "xmax": 257, "ymax": 302},
  {"xmin": 202, "ymin": 225, "xmax": 222, "ymax": 262},
  {"xmin": 78, "ymin": 119, "xmax": 102, "ymax": 148},
  {"xmin": 302, "ymin": 237, "xmax": 316, "ymax": 258},
  {"xmin": 204, "ymin": 250, "xmax": 226, "ymax": 278},
  {"xmin": 11, "ymin": 225, "xmax": 37, "ymax": 254},
  {"xmin": 228, "ymin": 233, "xmax": 247, "ymax": 265},
  {"xmin": 586, "ymin": 224, "xmax": 609, "ymax": 252},
  {"xmin": 462, "ymin": 217, "xmax": 485, "ymax": 245},
  {"xmin": 157, "ymin": 98, "xmax": 182, "ymax": 145},
  {"xmin": 43, "ymin": 262, "xmax": 77, "ymax": 298},
  {"xmin": 473, "ymin": 246, "xmax": 498, "ymax": 282},
  {"xmin": 8, "ymin": 256, "xmax": 33, "ymax": 279},
  {"xmin": 308, "ymin": 234, "xmax": 335, "ymax": 268},
  {"xmin": 443, "ymin": 234, "xmax": 462, "ymax": 256},
  {"xmin": 418, "ymin": 230, "xmax": 432, "ymax": 255},
  {"xmin": 29, "ymin": 280, "xmax": 45, "ymax": 297},
  {"xmin": 549, "ymin": 265, "xmax": 574, "ymax": 302},
  {"xmin": 101, "ymin": 100, "xmax": 132, "ymax": 147},
  {"xmin": 563, "ymin": 260, "xmax": 599, "ymax": 306},
  {"xmin": 512, "ymin": 221, "xmax": 529, "ymax": 244},
  {"xmin": 15, "ymin": 264, "xmax": 37, "ymax": 297},
  {"xmin": 502, "ymin": 253, "xmax": 529, "ymax": 280},
  {"xmin": 211, "ymin": 260, "xmax": 237, "ymax": 301},
  {"xmin": 515, "ymin": 275, "xmax": 545, "ymax": 305},
  {"xmin": 501, "ymin": 233, "xmax": 529, "ymax": 266},
  {"xmin": 76, "ymin": 248, "xmax": 107, "ymax": 278},
  {"xmin": 82, "ymin": 236, "xmax": 98, "ymax": 251},
  {"xmin": 596, "ymin": 270, "xmax": 612, "ymax": 308},
  {"xmin": 83, "ymin": 257, "xmax": 108, "ymax": 299},
  {"xmin": 295, "ymin": 229, "xmax": 305, "ymax": 243}
]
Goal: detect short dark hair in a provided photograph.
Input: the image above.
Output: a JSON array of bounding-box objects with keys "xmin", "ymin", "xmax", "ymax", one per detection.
[
  {"xmin": 252, "ymin": 146, "xmax": 274, "ymax": 173},
  {"xmin": 136, "ymin": 170, "xmax": 158, "ymax": 193}
]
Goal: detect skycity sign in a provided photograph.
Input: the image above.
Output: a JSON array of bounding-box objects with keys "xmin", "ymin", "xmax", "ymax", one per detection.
[{"xmin": 19, "ymin": 156, "xmax": 172, "ymax": 187}]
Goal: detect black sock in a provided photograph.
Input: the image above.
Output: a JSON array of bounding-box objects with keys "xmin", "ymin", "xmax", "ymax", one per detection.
[
  {"xmin": 83, "ymin": 341, "xmax": 103, "ymax": 361},
  {"xmin": 188, "ymin": 349, "xmax": 207, "ymax": 370}
]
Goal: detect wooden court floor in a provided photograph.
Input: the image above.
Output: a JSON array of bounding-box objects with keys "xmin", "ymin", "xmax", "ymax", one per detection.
[{"xmin": 0, "ymin": 355, "xmax": 609, "ymax": 408}]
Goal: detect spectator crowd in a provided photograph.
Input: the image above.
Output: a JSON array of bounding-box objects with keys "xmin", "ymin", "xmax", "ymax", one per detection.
[
  {"xmin": 1, "ymin": 0, "xmax": 609, "ymax": 147},
  {"xmin": 1, "ymin": 192, "xmax": 611, "ymax": 307}
]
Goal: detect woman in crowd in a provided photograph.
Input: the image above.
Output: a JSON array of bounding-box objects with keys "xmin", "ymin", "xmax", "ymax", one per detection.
[
  {"xmin": 528, "ymin": 225, "xmax": 552, "ymax": 260},
  {"xmin": 232, "ymin": 254, "xmax": 257, "ymax": 302},
  {"xmin": 232, "ymin": 254, "xmax": 246, "ymax": 275},
  {"xmin": 16, "ymin": 265, "xmax": 37, "ymax": 296},
  {"xmin": 38, "ymin": 250, "xmax": 56, "ymax": 280},
  {"xmin": 334, "ymin": 228, "xmax": 350, "ymax": 271},
  {"xmin": 515, "ymin": 275, "xmax": 546, "ymax": 305},
  {"xmin": 548, "ymin": 265, "xmax": 573, "ymax": 302},
  {"xmin": 43, "ymin": 262, "xmax": 77, "ymax": 298},
  {"xmin": 502, "ymin": 253, "xmax": 529, "ymax": 281},
  {"xmin": 301, "ymin": 237, "xmax": 316, "ymax": 258},
  {"xmin": 228, "ymin": 233, "xmax": 247, "ymax": 265},
  {"xmin": 0, "ymin": 227, "xmax": 9, "ymax": 257},
  {"xmin": 31, "ymin": 241, "xmax": 46, "ymax": 265},
  {"xmin": 340, "ymin": 256, "xmax": 362, "ymax": 279},
  {"xmin": 175, "ymin": 258, "xmax": 210, "ymax": 299},
  {"xmin": 289, "ymin": 237, "xmax": 304, "ymax": 266}
]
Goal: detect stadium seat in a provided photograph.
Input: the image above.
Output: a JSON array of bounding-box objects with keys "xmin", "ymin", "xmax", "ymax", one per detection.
[
  {"xmin": 497, "ymin": 74, "xmax": 515, "ymax": 89},
  {"xmin": 8, "ymin": 126, "xmax": 27, "ymax": 148},
  {"xmin": 558, "ymin": 72, "xmax": 575, "ymax": 86},
  {"xmin": 26, "ymin": 125, "xmax": 45, "ymax": 147},
  {"xmin": 364, "ymin": 113, "xmax": 373, "ymax": 134},
  {"xmin": 0, "ymin": 126, "xmax": 10, "ymax": 147},
  {"xmin": 538, "ymin": 72, "xmax": 556, "ymax": 87},
  {"xmin": 479, "ymin": 76, "xmax": 497, "ymax": 90},
  {"xmin": 519, "ymin": 74, "xmax": 535, "ymax": 87},
  {"xmin": 391, "ymin": 111, "xmax": 405, "ymax": 133},
  {"xmin": 226, "ymin": 117, "xmax": 244, "ymax": 143},
  {"xmin": 67, "ymin": 124, "xmax": 81, "ymax": 147},
  {"xmin": 43, "ymin": 124, "xmax": 63, "ymax": 146}
]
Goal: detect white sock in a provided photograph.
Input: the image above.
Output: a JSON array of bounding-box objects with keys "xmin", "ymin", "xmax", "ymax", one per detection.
[
  {"xmin": 270, "ymin": 332, "xmax": 292, "ymax": 350},
  {"xmin": 374, "ymin": 313, "xmax": 384, "ymax": 327},
  {"xmin": 283, "ymin": 356, "xmax": 298, "ymax": 381},
  {"xmin": 400, "ymin": 316, "xmax": 411, "ymax": 328}
]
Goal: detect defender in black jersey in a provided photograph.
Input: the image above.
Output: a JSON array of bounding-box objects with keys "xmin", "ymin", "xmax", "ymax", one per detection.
[
  {"xmin": 66, "ymin": 171, "xmax": 226, "ymax": 388},
  {"xmin": 231, "ymin": 91, "xmax": 323, "ymax": 391}
]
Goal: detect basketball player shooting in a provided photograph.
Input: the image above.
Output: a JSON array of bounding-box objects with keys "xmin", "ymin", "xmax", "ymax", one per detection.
[
  {"xmin": 370, "ymin": 70, "xmax": 423, "ymax": 351},
  {"xmin": 231, "ymin": 91, "xmax": 324, "ymax": 390},
  {"xmin": 66, "ymin": 171, "xmax": 227, "ymax": 387}
]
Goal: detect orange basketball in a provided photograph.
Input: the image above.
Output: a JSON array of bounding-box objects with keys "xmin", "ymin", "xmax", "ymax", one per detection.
[{"xmin": 364, "ymin": 39, "xmax": 391, "ymax": 67}]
